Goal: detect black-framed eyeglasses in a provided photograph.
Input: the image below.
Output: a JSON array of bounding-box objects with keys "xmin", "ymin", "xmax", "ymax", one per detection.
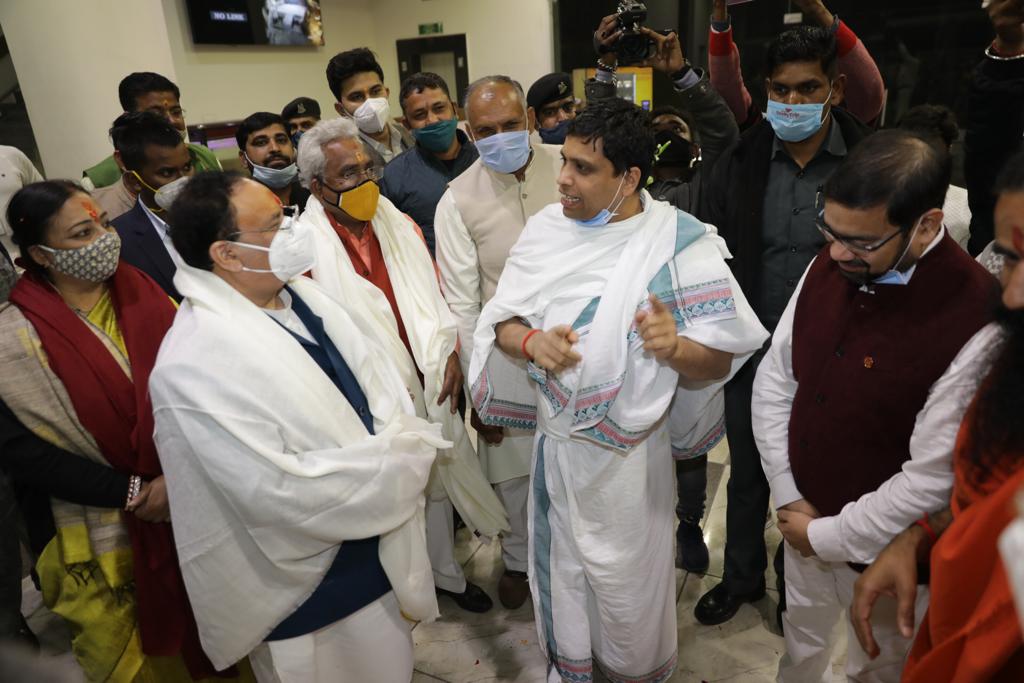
[{"xmin": 814, "ymin": 192, "xmax": 904, "ymax": 254}]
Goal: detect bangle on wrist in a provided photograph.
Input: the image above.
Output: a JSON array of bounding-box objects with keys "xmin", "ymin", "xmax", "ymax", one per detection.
[
  {"xmin": 913, "ymin": 513, "xmax": 938, "ymax": 545},
  {"xmin": 988, "ymin": 41, "xmax": 1024, "ymax": 60},
  {"xmin": 596, "ymin": 58, "xmax": 616, "ymax": 73},
  {"xmin": 125, "ymin": 475, "xmax": 142, "ymax": 509},
  {"xmin": 521, "ymin": 329, "xmax": 541, "ymax": 361}
]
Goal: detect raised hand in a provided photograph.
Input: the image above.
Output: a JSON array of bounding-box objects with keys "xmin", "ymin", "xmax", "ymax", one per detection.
[
  {"xmin": 989, "ymin": 0, "xmax": 1024, "ymax": 54},
  {"xmin": 526, "ymin": 324, "xmax": 583, "ymax": 374},
  {"xmin": 638, "ymin": 28, "xmax": 686, "ymax": 75},
  {"xmin": 636, "ymin": 293, "xmax": 679, "ymax": 363}
]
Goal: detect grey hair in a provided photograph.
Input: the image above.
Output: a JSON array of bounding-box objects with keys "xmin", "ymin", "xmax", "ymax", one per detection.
[
  {"xmin": 296, "ymin": 117, "xmax": 361, "ymax": 189},
  {"xmin": 463, "ymin": 75, "xmax": 528, "ymax": 116}
]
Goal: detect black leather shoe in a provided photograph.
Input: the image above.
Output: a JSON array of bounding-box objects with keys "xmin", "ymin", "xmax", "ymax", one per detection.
[
  {"xmin": 437, "ymin": 581, "xmax": 493, "ymax": 613},
  {"xmin": 694, "ymin": 580, "xmax": 766, "ymax": 626},
  {"xmin": 676, "ymin": 520, "xmax": 710, "ymax": 573}
]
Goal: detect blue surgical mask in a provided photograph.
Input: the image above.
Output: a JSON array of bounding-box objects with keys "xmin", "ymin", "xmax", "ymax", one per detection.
[
  {"xmin": 474, "ymin": 130, "xmax": 531, "ymax": 174},
  {"xmin": 575, "ymin": 173, "xmax": 628, "ymax": 229},
  {"xmin": 412, "ymin": 118, "xmax": 458, "ymax": 154},
  {"xmin": 765, "ymin": 87, "xmax": 832, "ymax": 143},
  {"xmin": 538, "ymin": 119, "xmax": 571, "ymax": 145},
  {"xmin": 873, "ymin": 218, "xmax": 922, "ymax": 286},
  {"xmin": 246, "ymin": 153, "xmax": 298, "ymax": 189}
]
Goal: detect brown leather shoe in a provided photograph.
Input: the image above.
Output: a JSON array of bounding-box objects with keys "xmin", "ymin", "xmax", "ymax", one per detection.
[{"xmin": 498, "ymin": 570, "xmax": 530, "ymax": 609}]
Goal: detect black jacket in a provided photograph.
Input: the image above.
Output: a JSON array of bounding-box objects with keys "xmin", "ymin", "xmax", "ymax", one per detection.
[
  {"xmin": 0, "ymin": 396, "xmax": 127, "ymax": 555},
  {"xmin": 113, "ymin": 201, "xmax": 180, "ymax": 301},
  {"xmin": 699, "ymin": 107, "xmax": 873, "ymax": 298},
  {"xmin": 965, "ymin": 53, "xmax": 1024, "ymax": 256}
]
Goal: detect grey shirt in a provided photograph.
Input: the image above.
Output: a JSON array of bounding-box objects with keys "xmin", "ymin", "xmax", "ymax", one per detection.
[
  {"xmin": 360, "ymin": 122, "xmax": 414, "ymax": 165},
  {"xmin": 759, "ymin": 118, "xmax": 847, "ymax": 331}
]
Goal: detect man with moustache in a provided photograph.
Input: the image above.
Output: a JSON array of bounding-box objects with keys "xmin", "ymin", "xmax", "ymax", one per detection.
[
  {"xmin": 236, "ymin": 112, "xmax": 309, "ymax": 209},
  {"xmin": 752, "ymin": 130, "xmax": 999, "ymax": 682}
]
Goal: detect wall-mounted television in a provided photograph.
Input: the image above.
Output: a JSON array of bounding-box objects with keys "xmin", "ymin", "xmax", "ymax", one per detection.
[{"xmin": 184, "ymin": 0, "xmax": 324, "ymax": 46}]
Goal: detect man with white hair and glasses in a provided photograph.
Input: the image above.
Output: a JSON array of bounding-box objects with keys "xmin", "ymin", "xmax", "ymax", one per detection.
[{"xmin": 295, "ymin": 118, "xmax": 508, "ymax": 614}]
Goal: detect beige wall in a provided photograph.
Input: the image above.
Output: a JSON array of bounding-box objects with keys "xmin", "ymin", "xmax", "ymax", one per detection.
[
  {"xmin": 0, "ymin": 0, "xmax": 177, "ymax": 179},
  {"xmin": 1, "ymin": 0, "xmax": 554, "ymax": 179},
  {"xmin": 370, "ymin": 0, "xmax": 555, "ymax": 111}
]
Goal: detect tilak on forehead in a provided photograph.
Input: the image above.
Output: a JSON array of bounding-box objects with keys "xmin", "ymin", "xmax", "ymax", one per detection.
[{"xmin": 81, "ymin": 200, "xmax": 99, "ymax": 221}]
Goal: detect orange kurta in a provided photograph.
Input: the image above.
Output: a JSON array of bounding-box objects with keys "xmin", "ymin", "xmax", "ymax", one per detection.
[{"xmin": 902, "ymin": 412, "xmax": 1024, "ymax": 683}]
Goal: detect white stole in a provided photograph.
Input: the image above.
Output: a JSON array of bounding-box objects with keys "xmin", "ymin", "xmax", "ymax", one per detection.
[
  {"xmin": 151, "ymin": 265, "xmax": 449, "ymax": 669},
  {"xmin": 299, "ymin": 195, "xmax": 508, "ymax": 537}
]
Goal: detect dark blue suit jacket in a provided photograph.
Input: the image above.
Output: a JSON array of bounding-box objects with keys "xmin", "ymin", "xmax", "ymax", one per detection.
[{"xmin": 112, "ymin": 201, "xmax": 180, "ymax": 301}]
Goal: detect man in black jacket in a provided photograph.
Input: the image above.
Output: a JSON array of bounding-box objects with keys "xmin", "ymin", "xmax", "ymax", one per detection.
[
  {"xmin": 110, "ymin": 112, "xmax": 195, "ymax": 301},
  {"xmin": 695, "ymin": 24, "xmax": 873, "ymax": 627},
  {"xmin": 966, "ymin": 0, "xmax": 1024, "ymax": 257}
]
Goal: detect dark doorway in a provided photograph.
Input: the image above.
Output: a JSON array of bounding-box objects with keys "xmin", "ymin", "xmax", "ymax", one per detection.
[{"xmin": 396, "ymin": 35, "xmax": 470, "ymax": 104}]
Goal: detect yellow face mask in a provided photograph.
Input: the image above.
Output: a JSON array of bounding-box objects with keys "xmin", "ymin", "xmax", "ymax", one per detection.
[{"xmin": 325, "ymin": 179, "xmax": 380, "ymax": 222}]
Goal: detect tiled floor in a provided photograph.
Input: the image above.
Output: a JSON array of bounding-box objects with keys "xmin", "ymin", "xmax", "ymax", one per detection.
[{"xmin": 21, "ymin": 440, "xmax": 851, "ymax": 682}]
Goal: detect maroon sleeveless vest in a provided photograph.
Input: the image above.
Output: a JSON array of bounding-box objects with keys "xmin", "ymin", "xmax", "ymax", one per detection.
[{"xmin": 788, "ymin": 234, "xmax": 997, "ymax": 517}]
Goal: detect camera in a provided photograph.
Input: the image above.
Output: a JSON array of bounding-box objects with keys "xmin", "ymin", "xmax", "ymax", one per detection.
[{"xmin": 612, "ymin": 1, "xmax": 656, "ymax": 66}]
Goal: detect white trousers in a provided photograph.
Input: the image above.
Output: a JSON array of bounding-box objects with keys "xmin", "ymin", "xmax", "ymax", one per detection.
[
  {"xmin": 495, "ymin": 475, "xmax": 530, "ymax": 573},
  {"xmin": 426, "ymin": 494, "xmax": 467, "ymax": 593},
  {"xmin": 249, "ymin": 591, "xmax": 414, "ymax": 683},
  {"xmin": 779, "ymin": 542, "xmax": 930, "ymax": 683},
  {"xmin": 530, "ymin": 427, "xmax": 678, "ymax": 683}
]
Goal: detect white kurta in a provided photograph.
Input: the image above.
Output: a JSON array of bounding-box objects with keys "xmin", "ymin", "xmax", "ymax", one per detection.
[
  {"xmin": 469, "ymin": 194, "xmax": 767, "ymax": 681},
  {"xmin": 435, "ymin": 189, "xmax": 535, "ymax": 484},
  {"xmin": 150, "ymin": 265, "xmax": 448, "ymax": 670}
]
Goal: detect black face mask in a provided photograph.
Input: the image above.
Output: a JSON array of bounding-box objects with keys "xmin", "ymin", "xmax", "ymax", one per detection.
[{"xmin": 653, "ymin": 130, "xmax": 700, "ymax": 182}]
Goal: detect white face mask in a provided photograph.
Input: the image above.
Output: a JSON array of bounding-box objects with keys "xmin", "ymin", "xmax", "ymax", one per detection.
[
  {"xmin": 154, "ymin": 176, "xmax": 190, "ymax": 211},
  {"xmin": 353, "ymin": 97, "xmax": 391, "ymax": 135},
  {"xmin": 232, "ymin": 213, "xmax": 314, "ymax": 282}
]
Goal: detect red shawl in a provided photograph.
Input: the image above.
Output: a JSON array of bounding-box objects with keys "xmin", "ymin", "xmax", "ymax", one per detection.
[
  {"xmin": 9, "ymin": 263, "xmax": 222, "ymax": 679},
  {"xmin": 902, "ymin": 400, "xmax": 1024, "ymax": 682}
]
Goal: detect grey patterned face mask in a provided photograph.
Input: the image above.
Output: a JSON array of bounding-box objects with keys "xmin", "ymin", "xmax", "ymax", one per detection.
[{"xmin": 38, "ymin": 231, "xmax": 122, "ymax": 282}]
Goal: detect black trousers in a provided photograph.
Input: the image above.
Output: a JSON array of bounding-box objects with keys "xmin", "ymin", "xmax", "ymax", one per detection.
[
  {"xmin": 721, "ymin": 348, "xmax": 785, "ymax": 595},
  {"xmin": 0, "ymin": 472, "xmax": 23, "ymax": 638}
]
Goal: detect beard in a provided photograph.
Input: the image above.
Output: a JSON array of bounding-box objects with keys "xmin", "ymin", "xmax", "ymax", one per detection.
[{"xmin": 965, "ymin": 302, "xmax": 1024, "ymax": 485}]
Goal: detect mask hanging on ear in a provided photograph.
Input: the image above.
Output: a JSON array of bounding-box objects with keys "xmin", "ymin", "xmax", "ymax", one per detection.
[{"xmin": 575, "ymin": 173, "xmax": 628, "ymax": 229}]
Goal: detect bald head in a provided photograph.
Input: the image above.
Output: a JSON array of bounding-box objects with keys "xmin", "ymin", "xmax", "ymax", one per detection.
[{"xmin": 464, "ymin": 76, "xmax": 535, "ymax": 139}]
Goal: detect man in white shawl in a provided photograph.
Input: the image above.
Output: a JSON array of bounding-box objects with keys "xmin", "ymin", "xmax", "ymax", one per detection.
[
  {"xmin": 150, "ymin": 174, "xmax": 446, "ymax": 682},
  {"xmin": 294, "ymin": 117, "xmax": 507, "ymax": 614},
  {"xmin": 435, "ymin": 75, "xmax": 565, "ymax": 610},
  {"xmin": 470, "ymin": 98, "xmax": 768, "ymax": 682}
]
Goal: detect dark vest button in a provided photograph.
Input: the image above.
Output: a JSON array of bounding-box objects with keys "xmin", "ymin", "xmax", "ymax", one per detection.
[
  {"xmin": 835, "ymin": 347, "xmax": 844, "ymax": 358},
  {"xmin": 815, "ymin": 393, "xmax": 825, "ymax": 404}
]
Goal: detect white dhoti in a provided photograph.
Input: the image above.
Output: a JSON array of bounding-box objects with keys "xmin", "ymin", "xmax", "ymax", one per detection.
[
  {"xmin": 249, "ymin": 592, "xmax": 413, "ymax": 683},
  {"xmin": 469, "ymin": 195, "xmax": 769, "ymax": 681},
  {"xmin": 531, "ymin": 426, "xmax": 677, "ymax": 682},
  {"xmin": 779, "ymin": 543, "xmax": 929, "ymax": 683}
]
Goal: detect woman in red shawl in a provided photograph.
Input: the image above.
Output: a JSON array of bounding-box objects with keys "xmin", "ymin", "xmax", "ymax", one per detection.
[{"xmin": 0, "ymin": 180, "xmax": 247, "ymax": 681}]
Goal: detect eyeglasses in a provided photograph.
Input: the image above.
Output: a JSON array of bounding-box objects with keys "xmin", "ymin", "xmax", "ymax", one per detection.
[
  {"xmin": 328, "ymin": 166, "xmax": 380, "ymax": 187},
  {"xmin": 814, "ymin": 192, "xmax": 905, "ymax": 254}
]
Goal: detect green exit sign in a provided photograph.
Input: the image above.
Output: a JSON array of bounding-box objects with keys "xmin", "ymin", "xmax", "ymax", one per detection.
[{"xmin": 418, "ymin": 22, "xmax": 443, "ymax": 35}]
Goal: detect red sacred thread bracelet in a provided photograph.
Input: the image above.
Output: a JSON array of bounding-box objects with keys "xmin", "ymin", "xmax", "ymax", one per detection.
[
  {"xmin": 521, "ymin": 329, "xmax": 541, "ymax": 361},
  {"xmin": 914, "ymin": 513, "xmax": 938, "ymax": 544}
]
